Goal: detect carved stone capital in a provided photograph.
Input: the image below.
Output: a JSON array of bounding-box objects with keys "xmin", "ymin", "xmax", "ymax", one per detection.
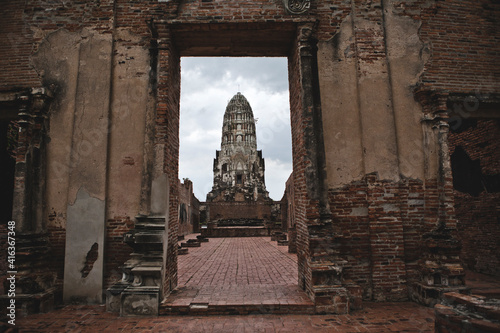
[{"xmin": 284, "ymin": 0, "xmax": 311, "ymax": 15}]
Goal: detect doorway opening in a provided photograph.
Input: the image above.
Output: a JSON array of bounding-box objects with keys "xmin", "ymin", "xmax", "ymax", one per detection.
[
  {"xmin": 0, "ymin": 119, "xmax": 16, "ymax": 224},
  {"xmin": 153, "ymin": 21, "xmax": 326, "ymax": 313},
  {"xmin": 169, "ymin": 56, "xmax": 306, "ymax": 313}
]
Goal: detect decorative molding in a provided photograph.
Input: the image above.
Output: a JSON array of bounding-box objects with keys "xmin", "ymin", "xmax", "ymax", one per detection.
[{"xmin": 284, "ymin": 0, "xmax": 310, "ymax": 15}]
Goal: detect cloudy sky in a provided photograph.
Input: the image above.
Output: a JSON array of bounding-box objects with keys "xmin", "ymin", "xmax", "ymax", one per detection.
[{"xmin": 179, "ymin": 57, "xmax": 292, "ymax": 201}]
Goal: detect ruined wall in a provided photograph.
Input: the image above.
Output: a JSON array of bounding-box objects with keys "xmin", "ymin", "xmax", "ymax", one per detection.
[
  {"xmin": 282, "ymin": 173, "xmax": 297, "ymax": 253},
  {"xmin": 283, "ymin": 173, "xmax": 295, "ymax": 231},
  {"xmin": 0, "ymin": 0, "xmax": 161, "ymax": 300},
  {"xmin": 0, "ymin": 0, "xmax": 498, "ymax": 311},
  {"xmin": 178, "ymin": 179, "xmax": 200, "ymax": 236},
  {"xmin": 157, "ymin": 30, "xmax": 181, "ymax": 294},
  {"xmin": 0, "ymin": 2, "xmax": 41, "ymax": 90},
  {"xmin": 449, "ymin": 119, "xmax": 500, "ymax": 277},
  {"xmin": 191, "ymin": 193, "xmax": 200, "ymax": 233},
  {"xmin": 317, "ymin": 0, "xmax": 428, "ymax": 302},
  {"xmin": 418, "ymin": 0, "xmax": 499, "ymax": 94},
  {"xmin": 316, "ymin": 0, "xmax": 499, "ymax": 302}
]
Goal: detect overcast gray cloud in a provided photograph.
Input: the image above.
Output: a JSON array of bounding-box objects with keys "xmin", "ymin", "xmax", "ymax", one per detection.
[{"xmin": 179, "ymin": 57, "xmax": 292, "ymax": 200}]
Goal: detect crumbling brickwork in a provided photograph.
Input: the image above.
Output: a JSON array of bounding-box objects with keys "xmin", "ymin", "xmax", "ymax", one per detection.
[
  {"xmin": 418, "ymin": 0, "xmax": 500, "ymax": 94},
  {"xmin": 104, "ymin": 216, "xmax": 135, "ymax": 288},
  {"xmin": 157, "ymin": 30, "xmax": 181, "ymax": 293},
  {"xmin": 449, "ymin": 119, "xmax": 500, "ymax": 277},
  {"xmin": 0, "ymin": 2, "xmax": 41, "ymax": 90},
  {"xmin": 0, "ymin": 0, "xmax": 498, "ymax": 315}
]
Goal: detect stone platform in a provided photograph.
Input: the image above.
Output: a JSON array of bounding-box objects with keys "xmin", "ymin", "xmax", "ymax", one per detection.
[{"xmin": 201, "ymin": 226, "xmax": 270, "ymax": 237}]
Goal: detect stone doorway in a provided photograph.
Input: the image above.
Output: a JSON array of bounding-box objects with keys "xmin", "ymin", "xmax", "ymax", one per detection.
[
  {"xmin": 152, "ymin": 21, "xmax": 332, "ymax": 313},
  {"xmin": 170, "ymin": 55, "xmax": 302, "ymax": 313}
]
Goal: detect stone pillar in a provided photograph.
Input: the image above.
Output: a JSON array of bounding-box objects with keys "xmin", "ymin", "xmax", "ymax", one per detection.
[
  {"xmin": 293, "ymin": 23, "xmax": 357, "ymax": 314},
  {"xmin": 412, "ymin": 89, "xmax": 467, "ymax": 307},
  {"xmin": 106, "ymin": 23, "xmax": 178, "ymax": 316},
  {"xmin": 1, "ymin": 88, "xmax": 57, "ymax": 316}
]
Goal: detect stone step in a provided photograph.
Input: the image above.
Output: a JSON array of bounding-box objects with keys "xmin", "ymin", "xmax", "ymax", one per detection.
[
  {"xmin": 181, "ymin": 241, "xmax": 201, "ymax": 247},
  {"xmin": 134, "ymin": 223, "xmax": 165, "ymax": 230},
  {"xmin": 131, "ymin": 265, "xmax": 162, "ymax": 274},
  {"xmin": 134, "ymin": 216, "xmax": 166, "ymax": 230},
  {"xmin": 135, "ymin": 215, "xmax": 166, "ymax": 224},
  {"xmin": 132, "ymin": 232, "xmax": 163, "ymax": 244},
  {"xmin": 160, "ymin": 302, "xmax": 315, "ymax": 316},
  {"xmin": 178, "ymin": 247, "xmax": 189, "ymax": 255},
  {"xmin": 160, "ymin": 284, "xmax": 315, "ymax": 316}
]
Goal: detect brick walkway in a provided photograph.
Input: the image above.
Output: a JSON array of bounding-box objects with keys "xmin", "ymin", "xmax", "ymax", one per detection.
[
  {"xmin": 161, "ymin": 236, "xmax": 314, "ymax": 314},
  {"xmin": 12, "ymin": 235, "xmax": 437, "ymax": 331},
  {"xmin": 178, "ymin": 236, "xmax": 297, "ymax": 286},
  {"xmin": 15, "ymin": 302, "xmax": 434, "ymax": 332}
]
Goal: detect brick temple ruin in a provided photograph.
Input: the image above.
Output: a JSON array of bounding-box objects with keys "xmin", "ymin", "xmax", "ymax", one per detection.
[
  {"xmin": 1, "ymin": 0, "xmax": 499, "ymax": 320},
  {"xmin": 202, "ymin": 92, "xmax": 279, "ymax": 238}
]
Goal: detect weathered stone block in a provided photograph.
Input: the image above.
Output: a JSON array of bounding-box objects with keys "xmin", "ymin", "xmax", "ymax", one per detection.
[
  {"xmin": 106, "ymin": 282, "xmax": 127, "ymax": 313},
  {"xmin": 120, "ymin": 287, "xmax": 159, "ymax": 317}
]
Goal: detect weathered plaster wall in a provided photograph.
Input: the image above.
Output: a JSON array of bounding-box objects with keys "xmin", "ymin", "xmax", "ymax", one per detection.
[
  {"xmin": 384, "ymin": 3, "xmax": 427, "ymax": 180},
  {"xmin": 32, "ymin": 29, "xmax": 81, "ymax": 230},
  {"xmin": 319, "ymin": 1, "xmax": 427, "ymax": 188},
  {"xmin": 64, "ymin": 188, "xmax": 105, "ymax": 303},
  {"xmin": 32, "ymin": 28, "xmax": 114, "ymax": 302},
  {"xmin": 63, "ymin": 29, "xmax": 113, "ymax": 303},
  {"xmin": 107, "ymin": 29, "xmax": 149, "ymax": 217},
  {"xmin": 318, "ymin": 14, "xmax": 364, "ymax": 187}
]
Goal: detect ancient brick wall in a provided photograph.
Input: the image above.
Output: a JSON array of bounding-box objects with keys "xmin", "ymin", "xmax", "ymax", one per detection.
[
  {"xmin": 449, "ymin": 119, "xmax": 500, "ymax": 277},
  {"xmin": 417, "ymin": 0, "xmax": 500, "ymax": 94},
  {"xmin": 156, "ymin": 28, "xmax": 181, "ymax": 293},
  {"xmin": 178, "ymin": 180, "xmax": 191, "ymax": 236},
  {"xmin": 0, "ymin": 2, "xmax": 41, "ymax": 90},
  {"xmin": 104, "ymin": 217, "xmax": 135, "ymax": 288},
  {"xmin": 46, "ymin": 225, "xmax": 65, "ymax": 287},
  {"xmin": 282, "ymin": 173, "xmax": 295, "ymax": 231},
  {"xmin": 191, "ymin": 194, "xmax": 201, "ymax": 233},
  {"xmin": 329, "ymin": 176, "xmax": 426, "ymax": 301},
  {"xmin": 0, "ymin": 0, "xmax": 498, "ymax": 311},
  {"xmin": 288, "ymin": 30, "xmax": 311, "ymax": 295},
  {"xmin": 178, "ymin": 179, "xmax": 200, "ymax": 236}
]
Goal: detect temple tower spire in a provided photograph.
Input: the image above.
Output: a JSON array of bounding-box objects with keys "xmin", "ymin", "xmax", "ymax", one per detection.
[{"xmin": 207, "ymin": 92, "xmax": 269, "ymax": 202}]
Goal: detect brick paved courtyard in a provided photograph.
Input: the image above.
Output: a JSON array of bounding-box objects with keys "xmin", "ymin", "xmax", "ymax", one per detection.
[
  {"xmin": 15, "ymin": 302, "xmax": 434, "ymax": 332},
  {"xmin": 11, "ymin": 235, "xmax": 437, "ymax": 332},
  {"xmin": 161, "ymin": 236, "xmax": 314, "ymax": 314},
  {"xmin": 178, "ymin": 236, "xmax": 298, "ymax": 286}
]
